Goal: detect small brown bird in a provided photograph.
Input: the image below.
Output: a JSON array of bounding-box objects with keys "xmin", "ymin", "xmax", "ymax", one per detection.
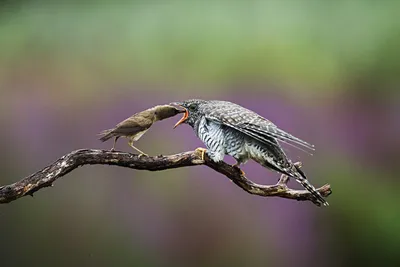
[{"xmin": 99, "ymin": 104, "xmax": 184, "ymax": 155}]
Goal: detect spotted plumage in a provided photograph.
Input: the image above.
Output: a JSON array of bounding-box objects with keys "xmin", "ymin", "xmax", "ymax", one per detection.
[{"xmin": 172, "ymin": 99, "xmax": 328, "ymax": 206}]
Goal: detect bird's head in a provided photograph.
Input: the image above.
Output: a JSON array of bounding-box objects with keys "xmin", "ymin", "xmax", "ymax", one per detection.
[
  {"xmin": 170, "ymin": 99, "xmax": 207, "ymax": 128},
  {"xmin": 152, "ymin": 105, "xmax": 186, "ymax": 122}
]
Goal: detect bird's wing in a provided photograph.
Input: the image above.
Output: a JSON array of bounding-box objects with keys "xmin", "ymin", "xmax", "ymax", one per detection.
[
  {"xmin": 239, "ymin": 118, "xmax": 314, "ymax": 151},
  {"xmin": 203, "ymin": 101, "xmax": 314, "ymax": 152},
  {"xmin": 113, "ymin": 115, "xmax": 152, "ymax": 135}
]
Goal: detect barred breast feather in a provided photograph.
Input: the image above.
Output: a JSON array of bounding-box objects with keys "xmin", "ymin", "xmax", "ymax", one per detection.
[{"xmin": 195, "ymin": 116, "xmax": 226, "ymax": 162}]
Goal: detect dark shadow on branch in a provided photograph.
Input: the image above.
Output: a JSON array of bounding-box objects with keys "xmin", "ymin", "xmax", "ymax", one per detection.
[{"xmin": 0, "ymin": 149, "xmax": 331, "ymax": 205}]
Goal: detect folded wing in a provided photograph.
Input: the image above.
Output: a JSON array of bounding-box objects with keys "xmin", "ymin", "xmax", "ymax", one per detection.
[{"xmin": 203, "ymin": 101, "xmax": 314, "ymax": 152}]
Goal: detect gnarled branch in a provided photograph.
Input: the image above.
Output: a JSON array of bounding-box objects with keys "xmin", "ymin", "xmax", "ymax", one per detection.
[{"xmin": 0, "ymin": 149, "xmax": 331, "ymax": 205}]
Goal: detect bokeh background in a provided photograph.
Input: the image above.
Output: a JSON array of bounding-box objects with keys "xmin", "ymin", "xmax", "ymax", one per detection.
[{"xmin": 1, "ymin": 1, "xmax": 399, "ymax": 266}]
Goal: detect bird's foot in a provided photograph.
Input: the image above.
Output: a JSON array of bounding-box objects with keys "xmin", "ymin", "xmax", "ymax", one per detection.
[
  {"xmin": 232, "ymin": 163, "xmax": 246, "ymax": 176},
  {"xmin": 195, "ymin": 147, "xmax": 207, "ymax": 161},
  {"xmin": 138, "ymin": 153, "xmax": 149, "ymax": 158}
]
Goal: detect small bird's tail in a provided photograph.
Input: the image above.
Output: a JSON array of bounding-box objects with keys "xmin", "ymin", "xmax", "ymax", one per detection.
[
  {"xmin": 293, "ymin": 165, "xmax": 329, "ymax": 207},
  {"xmin": 98, "ymin": 129, "xmax": 115, "ymax": 142}
]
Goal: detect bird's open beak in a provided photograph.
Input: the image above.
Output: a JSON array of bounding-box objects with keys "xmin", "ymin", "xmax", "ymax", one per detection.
[
  {"xmin": 170, "ymin": 102, "xmax": 188, "ymax": 128},
  {"xmin": 173, "ymin": 108, "xmax": 188, "ymax": 128}
]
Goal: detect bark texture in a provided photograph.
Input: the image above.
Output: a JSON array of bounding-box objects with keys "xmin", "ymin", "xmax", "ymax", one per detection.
[{"xmin": 0, "ymin": 149, "xmax": 331, "ymax": 205}]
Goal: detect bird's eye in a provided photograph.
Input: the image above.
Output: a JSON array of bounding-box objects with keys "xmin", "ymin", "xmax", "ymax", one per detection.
[{"xmin": 188, "ymin": 104, "xmax": 196, "ymax": 111}]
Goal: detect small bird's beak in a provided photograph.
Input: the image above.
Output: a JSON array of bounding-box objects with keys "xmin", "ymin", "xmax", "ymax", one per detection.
[
  {"xmin": 170, "ymin": 102, "xmax": 188, "ymax": 128},
  {"xmin": 169, "ymin": 102, "xmax": 185, "ymax": 112}
]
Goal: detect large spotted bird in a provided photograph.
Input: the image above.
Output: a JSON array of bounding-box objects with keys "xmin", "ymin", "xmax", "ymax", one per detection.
[{"xmin": 172, "ymin": 99, "xmax": 328, "ymax": 206}]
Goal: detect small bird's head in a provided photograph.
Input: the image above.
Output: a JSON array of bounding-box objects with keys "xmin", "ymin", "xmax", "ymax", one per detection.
[
  {"xmin": 170, "ymin": 99, "xmax": 207, "ymax": 128},
  {"xmin": 152, "ymin": 105, "xmax": 186, "ymax": 122}
]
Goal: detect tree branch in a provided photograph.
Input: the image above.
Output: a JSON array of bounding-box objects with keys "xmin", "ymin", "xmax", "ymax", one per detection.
[{"xmin": 0, "ymin": 149, "xmax": 331, "ymax": 205}]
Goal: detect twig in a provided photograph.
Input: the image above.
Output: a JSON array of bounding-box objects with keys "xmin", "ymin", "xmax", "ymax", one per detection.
[{"xmin": 0, "ymin": 149, "xmax": 331, "ymax": 205}]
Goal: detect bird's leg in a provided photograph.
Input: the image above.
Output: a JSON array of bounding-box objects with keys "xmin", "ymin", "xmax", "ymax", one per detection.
[
  {"xmin": 232, "ymin": 161, "xmax": 246, "ymax": 176},
  {"xmin": 128, "ymin": 138, "xmax": 148, "ymax": 157},
  {"xmin": 195, "ymin": 147, "xmax": 207, "ymax": 161},
  {"xmin": 111, "ymin": 136, "xmax": 119, "ymax": 152}
]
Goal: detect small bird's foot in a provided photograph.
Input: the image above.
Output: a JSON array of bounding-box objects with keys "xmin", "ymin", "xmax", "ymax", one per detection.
[
  {"xmin": 195, "ymin": 147, "xmax": 207, "ymax": 161},
  {"xmin": 110, "ymin": 148, "xmax": 116, "ymax": 152},
  {"xmin": 138, "ymin": 153, "xmax": 149, "ymax": 158}
]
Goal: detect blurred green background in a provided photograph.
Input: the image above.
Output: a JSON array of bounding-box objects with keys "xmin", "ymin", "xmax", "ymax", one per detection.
[{"xmin": 1, "ymin": 1, "xmax": 399, "ymax": 266}]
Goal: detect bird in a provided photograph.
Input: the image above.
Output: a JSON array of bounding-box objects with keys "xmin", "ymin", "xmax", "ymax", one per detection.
[
  {"xmin": 99, "ymin": 104, "xmax": 184, "ymax": 155},
  {"xmin": 171, "ymin": 99, "xmax": 328, "ymax": 206}
]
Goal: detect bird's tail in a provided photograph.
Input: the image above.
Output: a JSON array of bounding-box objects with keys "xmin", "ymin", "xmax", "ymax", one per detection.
[
  {"xmin": 293, "ymin": 165, "xmax": 329, "ymax": 207},
  {"xmin": 98, "ymin": 129, "xmax": 115, "ymax": 142}
]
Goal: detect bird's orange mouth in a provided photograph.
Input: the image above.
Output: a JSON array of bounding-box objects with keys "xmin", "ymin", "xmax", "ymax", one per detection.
[{"xmin": 173, "ymin": 107, "xmax": 188, "ymax": 128}]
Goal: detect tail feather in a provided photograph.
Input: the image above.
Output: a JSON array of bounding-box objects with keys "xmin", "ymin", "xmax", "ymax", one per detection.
[
  {"xmin": 293, "ymin": 166, "xmax": 329, "ymax": 206},
  {"xmin": 98, "ymin": 129, "xmax": 115, "ymax": 142}
]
